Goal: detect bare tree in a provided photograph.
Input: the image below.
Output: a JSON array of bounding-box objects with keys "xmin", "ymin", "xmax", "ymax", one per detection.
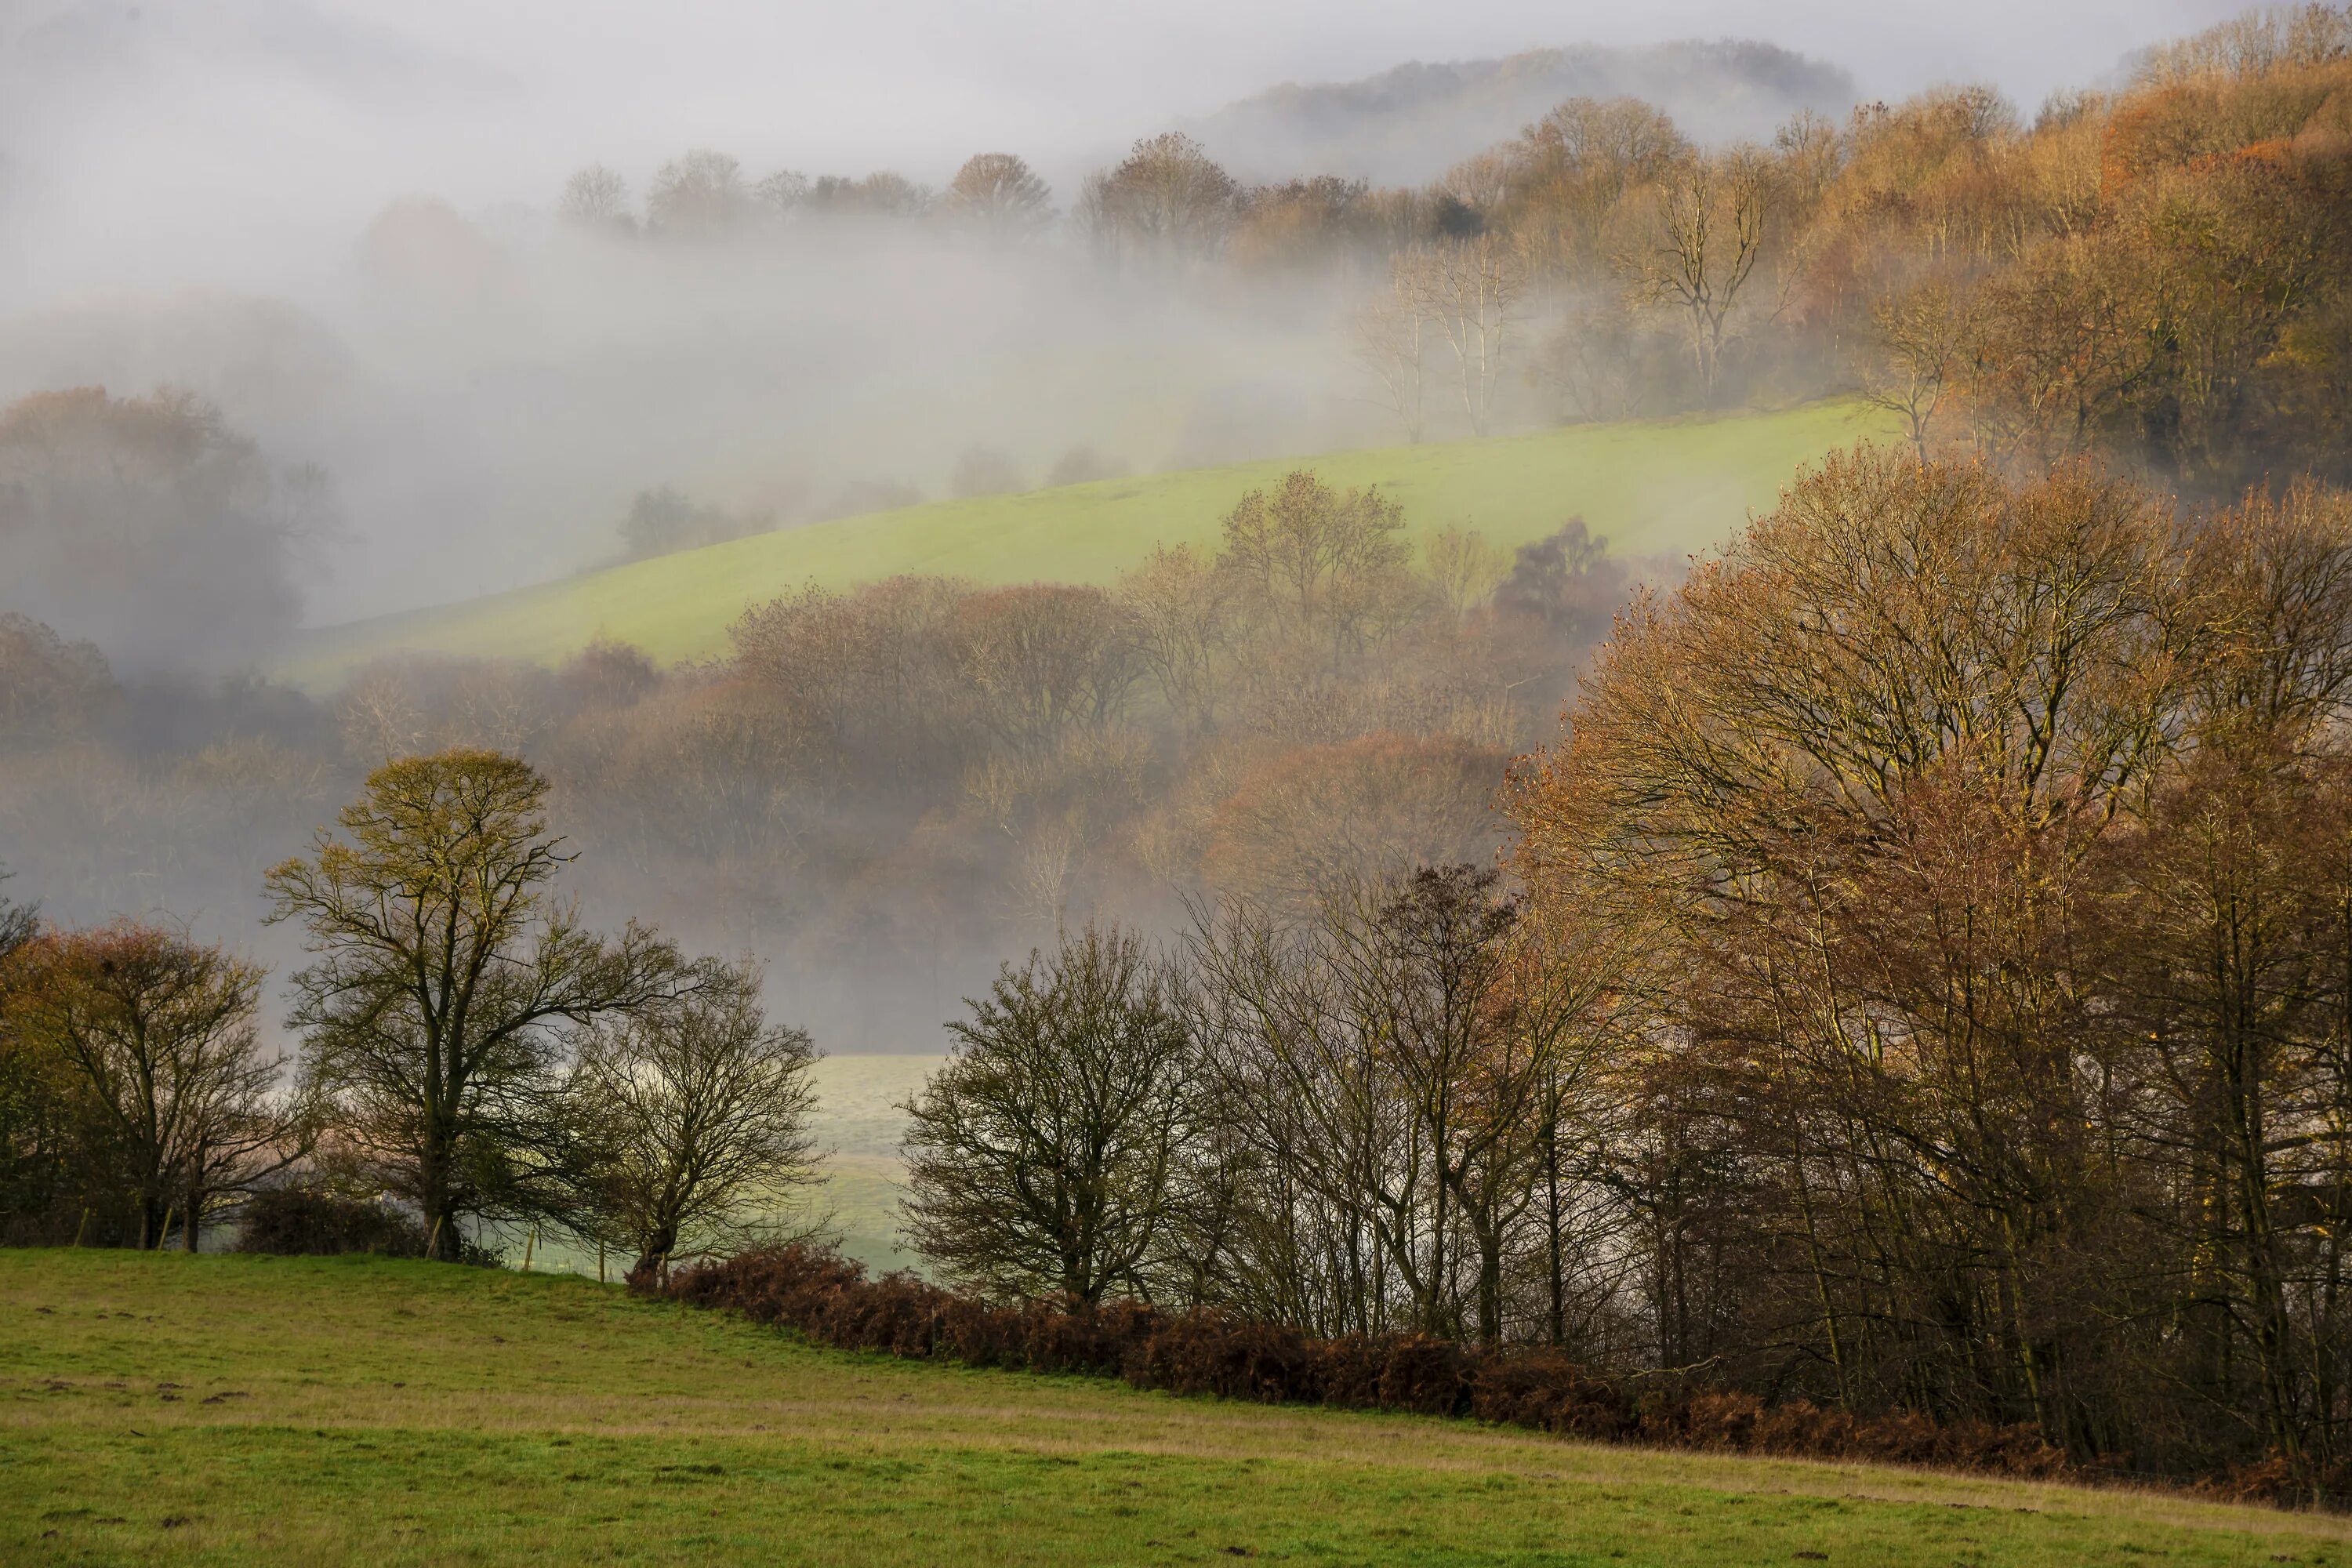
[
  {"xmin": 1403, "ymin": 236, "xmax": 1527, "ymax": 437},
  {"xmin": 1119, "ymin": 543, "xmax": 1229, "ymax": 736},
  {"xmin": 557, "ymin": 165, "xmax": 632, "ymax": 234},
  {"xmin": 1425, "ymin": 525, "xmax": 1509, "ymax": 621},
  {"xmin": 902, "ymin": 924, "xmax": 1198, "ymax": 1304},
  {"xmin": 1617, "ymin": 147, "xmax": 1777, "ymax": 407},
  {"xmin": 563, "ymin": 957, "xmax": 823, "ymax": 1282},
  {"xmin": 753, "ymin": 169, "xmax": 810, "ymax": 220},
  {"xmin": 1216, "ymin": 470, "xmax": 1415, "ymax": 662},
  {"xmin": 1352, "ymin": 260, "xmax": 1429, "ymax": 442},
  {"xmin": 1864, "ymin": 281, "xmax": 1975, "ymax": 460}
]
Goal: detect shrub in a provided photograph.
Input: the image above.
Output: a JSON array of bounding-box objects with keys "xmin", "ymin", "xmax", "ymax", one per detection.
[
  {"xmin": 646, "ymin": 1243, "xmax": 2090, "ymax": 1495},
  {"xmin": 236, "ymin": 1187, "xmax": 427, "ymax": 1258}
]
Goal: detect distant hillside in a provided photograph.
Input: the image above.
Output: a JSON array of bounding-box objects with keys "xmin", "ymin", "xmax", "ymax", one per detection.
[
  {"xmin": 1192, "ymin": 39, "xmax": 1860, "ymax": 184},
  {"xmin": 285, "ymin": 401, "xmax": 1895, "ymax": 687}
]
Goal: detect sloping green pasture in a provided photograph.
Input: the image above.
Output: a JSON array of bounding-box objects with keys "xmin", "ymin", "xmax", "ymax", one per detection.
[
  {"xmin": 289, "ymin": 401, "xmax": 1894, "ymax": 684},
  {"xmin": 2, "ymin": 1249, "xmax": 2341, "ymax": 1566}
]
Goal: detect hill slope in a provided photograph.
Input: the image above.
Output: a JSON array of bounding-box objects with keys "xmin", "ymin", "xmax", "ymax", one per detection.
[
  {"xmin": 2, "ymin": 1249, "xmax": 2341, "ymax": 1566},
  {"xmin": 1191, "ymin": 39, "xmax": 1860, "ymax": 184},
  {"xmin": 292, "ymin": 401, "xmax": 1892, "ymax": 688}
]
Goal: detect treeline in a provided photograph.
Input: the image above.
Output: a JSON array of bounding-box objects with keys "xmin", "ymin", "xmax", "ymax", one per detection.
[
  {"xmin": 547, "ymin": 5, "xmax": 2352, "ymax": 482},
  {"xmin": 0, "ymin": 458, "xmax": 1621, "ymax": 1043},
  {"xmin": 0, "ymin": 751, "xmax": 822, "ymax": 1278},
  {"xmin": 880, "ymin": 450, "xmax": 2352, "ymax": 1501}
]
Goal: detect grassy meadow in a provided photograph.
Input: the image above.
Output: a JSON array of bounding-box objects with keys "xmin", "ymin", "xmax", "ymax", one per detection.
[
  {"xmin": 288, "ymin": 401, "xmax": 1895, "ymax": 684},
  {"xmin": 806, "ymin": 1053, "xmax": 937, "ymax": 1273},
  {"xmin": 2, "ymin": 1249, "xmax": 2343, "ymax": 1566}
]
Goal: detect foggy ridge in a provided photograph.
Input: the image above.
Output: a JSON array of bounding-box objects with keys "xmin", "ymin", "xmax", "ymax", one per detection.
[{"xmin": 1189, "ymin": 39, "xmax": 1861, "ymax": 184}]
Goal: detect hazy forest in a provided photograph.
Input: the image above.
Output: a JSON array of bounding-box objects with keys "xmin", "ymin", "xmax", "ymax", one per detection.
[{"xmin": 9, "ymin": 0, "xmax": 2352, "ymax": 1514}]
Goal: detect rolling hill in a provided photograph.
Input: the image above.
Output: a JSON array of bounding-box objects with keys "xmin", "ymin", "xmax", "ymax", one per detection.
[
  {"xmin": 290, "ymin": 401, "xmax": 1896, "ymax": 689},
  {"xmin": 1189, "ymin": 38, "xmax": 1860, "ymax": 185},
  {"xmin": 5, "ymin": 1248, "xmax": 2342, "ymax": 1566}
]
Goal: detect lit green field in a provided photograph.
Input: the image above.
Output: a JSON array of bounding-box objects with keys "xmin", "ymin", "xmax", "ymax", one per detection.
[
  {"xmin": 806, "ymin": 1053, "xmax": 937, "ymax": 1274},
  {"xmin": 2, "ymin": 1251, "xmax": 2341, "ymax": 1566},
  {"xmin": 506, "ymin": 1054, "xmax": 938, "ymax": 1281},
  {"xmin": 290, "ymin": 402, "xmax": 1895, "ymax": 684}
]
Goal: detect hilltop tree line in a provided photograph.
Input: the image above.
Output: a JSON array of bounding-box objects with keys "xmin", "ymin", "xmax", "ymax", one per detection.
[{"xmin": 541, "ymin": 5, "xmax": 2352, "ymax": 487}]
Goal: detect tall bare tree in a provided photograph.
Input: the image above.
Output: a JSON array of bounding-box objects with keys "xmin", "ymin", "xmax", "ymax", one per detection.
[
  {"xmin": 943, "ymin": 152, "xmax": 1054, "ymax": 238},
  {"xmin": 1352, "ymin": 260, "xmax": 1430, "ymax": 442},
  {"xmin": 1618, "ymin": 148, "xmax": 1777, "ymax": 406},
  {"xmin": 902, "ymin": 924, "xmax": 1198, "ymax": 1304},
  {"xmin": 1076, "ymin": 132, "xmax": 1245, "ymax": 267},
  {"xmin": 1403, "ymin": 236, "xmax": 1527, "ymax": 437}
]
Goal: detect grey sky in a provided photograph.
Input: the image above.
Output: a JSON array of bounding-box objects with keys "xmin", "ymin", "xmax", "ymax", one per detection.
[
  {"xmin": 355, "ymin": 1, "xmax": 2254, "ymax": 183},
  {"xmin": 0, "ymin": 0, "xmax": 2278, "ymax": 623},
  {"xmin": 2, "ymin": 1, "xmax": 2268, "ymax": 218}
]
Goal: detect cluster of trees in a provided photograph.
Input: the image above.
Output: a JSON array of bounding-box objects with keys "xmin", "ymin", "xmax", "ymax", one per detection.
[
  {"xmin": 557, "ymin": 149, "xmax": 1057, "ymax": 241},
  {"xmin": 0, "ymin": 753, "xmax": 825, "ymax": 1278},
  {"xmin": 1, "ymin": 448, "xmax": 1626, "ymax": 1048},
  {"xmin": 0, "ymin": 874, "xmax": 298, "ymax": 1250},
  {"xmin": 1341, "ymin": 3, "xmax": 2352, "ymax": 472},
  {"xmin": 898, "ymin": 449, "xmax": 2352, "ymax": 1494}
]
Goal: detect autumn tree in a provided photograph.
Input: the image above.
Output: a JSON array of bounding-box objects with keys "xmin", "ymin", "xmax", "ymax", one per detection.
[
  {"xmin": 1501, "ymin": 96, "xmax": 1690, "ymax": 277},
  {"xmin": 268, "ymin": 749, "xmax": 698, "ymax": 1260},
  {"xmin": 0, "ymin": 614, "xmax": 114, "ymax": 752},
  {"xmin": 9, "ymin": 923, "xmax": 299, "ymax": 1250},
  {"xmin": 1118, "ymin": 544, "xmax": 1229, "ymax": 737},
  {"xmin": 0, "ymin": 863, "xmax": 79, "ymax": 1244},
  {"xmin": 943, "ymin": 152, "xmax": 1054, "ymax": 237},
  {"xmin": 1076, "ymin": 132, "xmax": 1245, "ymax": 267},
  {"xmin": 1215, "ymin": 470, "xmax": 1415, "ymax": 661}
]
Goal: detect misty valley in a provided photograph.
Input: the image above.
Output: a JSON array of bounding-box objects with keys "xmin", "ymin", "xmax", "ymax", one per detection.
[{"xmin": 7, "ymin": 4, "xmax": 2352, "ymax": 1563}]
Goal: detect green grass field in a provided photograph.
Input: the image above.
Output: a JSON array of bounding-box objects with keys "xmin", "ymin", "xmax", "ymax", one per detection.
[
  {"xmin": 289, "ymin": 401, "xmax": 1894, "ymax": 686},
  {"xmin": 2, "ymin": 1250, "xmax": 2343, "ymax": 1566},
  {"xmin": 804, "ymin": 1054, "xmax": 938, "ymax": 1274}
]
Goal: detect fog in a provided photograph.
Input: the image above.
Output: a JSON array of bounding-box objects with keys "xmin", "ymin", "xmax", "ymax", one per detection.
[
  {"xmin": 0, "ymin": 0, "xmax": 2260, "ymax": 624},
  {"xmin": 0, "ymin": 0, "xmax": 2287, "ymax": 1053}
]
